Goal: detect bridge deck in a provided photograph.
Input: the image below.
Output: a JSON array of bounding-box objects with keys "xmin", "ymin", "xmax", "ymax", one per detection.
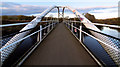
[{"xmin": 22, "ymin": 23, "xmax": 98, "ymax": 65}]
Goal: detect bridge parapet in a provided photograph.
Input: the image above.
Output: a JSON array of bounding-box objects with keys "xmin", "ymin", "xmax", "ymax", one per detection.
[
  {"xmin": 0, "ymin": 18, "xmax": 59, "ymax": 65},
  {"xmin": 64, "ymin": 20, "xmax": 120, "ymax": 65},
  {"xmin": 1, "ymin": 6, "xmax": 60, "ymax": 65}
]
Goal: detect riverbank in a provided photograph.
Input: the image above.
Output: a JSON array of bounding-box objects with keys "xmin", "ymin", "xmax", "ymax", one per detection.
[
  {"xmin": 1, "ymin": 15, "xmax": 120, "ymax": 36},
  {"xmin": 95, "ymin": 18, "xmax": 120, "ymax": 26},
  {"xmin": 85, "ymin": 13, "xmax": 120, "ymax": 26}
]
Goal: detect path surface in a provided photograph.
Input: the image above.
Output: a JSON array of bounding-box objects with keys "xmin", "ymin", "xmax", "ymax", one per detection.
[{"xmin": 22, "ymin": 22, "xmax": 98, "ymax": 65}]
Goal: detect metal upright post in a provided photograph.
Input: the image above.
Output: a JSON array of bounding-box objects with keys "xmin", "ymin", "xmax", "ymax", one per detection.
[
  {"xmin": 71, "ymin": 21, "xmax": 73, "ymax": 32},
  {"xmin": 69, "ymin": 19, "xmax": 70, "ymax": 29},
  {"xmin": 62, "ymin": 7, "xmax": 65, "ymax": 23},
  {"xmin": 47, "ymin": 18, "xmax": 49, "ymax": 33},
  {"xmin": 79, "ymin": 23, "xmax": 82, "ymax": 42},
  {"xmin": 37, "ymin": 32, "xmax": 40, "ymax": 42},
  {"xmin": 66, "ymin": 22, "xmax": 68, "ymax": 27},
  {"xmin": 52, "ymin": 18, "xmax": 54, "ymax": 28},
  {"xmin": 68, "ymin": 21, "xmax": 69, "ymax": 28},
  {"xmin": 69, "ymin": 21, "xmax": 71, "ymax": 29},
  {"xmin": 57, "ymin": 7, "xmax": 60, "ymax": 23},
  {"xmin": 46, "ymin": 17, "xmax": 47, "ymax": 21},
  {"xmin": 51, "ymin": 18, "xmax": 53, "ymax": 29},
  {"xmin": 40, "ymin": 25, "xmax": 42, "ymax": 42},
  {"xmin": 52, "ymin": 21, "xmax": 53, "ymax": 29},
  {"xmin": 53, "ymin": 18, "xmax": 55, "ymax": 27},
  {"xmin": 49, "ymin": 22, "xmax": 50, "ymax": 31},
  {"xmin": 37, "ymin": 25, "xmax": 42, "ymax": 42}
]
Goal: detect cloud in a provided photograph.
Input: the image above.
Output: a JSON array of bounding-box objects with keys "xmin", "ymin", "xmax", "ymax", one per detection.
[
  {"xmin": 2, "ymin": 0, "xmax": 119, "ymax": 2},
  {"xmin": 89, "ymin": 7, "xmax": 118, "ymax": 19},
  {"xmin": 1, "ymin": 2, "xmax": 118, "ymax": 19},
  {"xmin": 0, "ymin": 7, "xmax": 9, "ymax": 9},
  {"xmin": 1, "ymin": 2, "xmax": 48, "ymax": 15},
  {"xmin": 76, "ymin": 6, "xmax": 117, "ymax": 14}
]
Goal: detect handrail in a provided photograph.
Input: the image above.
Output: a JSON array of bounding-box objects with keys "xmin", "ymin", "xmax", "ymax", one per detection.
[
  {"xmin": 0, "ymin": 22, "xmax": 30, "ymax": 27},
  {"xmin": 82, "ymin": 22, "xmax": 120, "ymax": 28},
  {"xmin": 1, "ymin": 20, "xmax": 58, "ymax": 39},
  {"xmin": 65, "ymin": 21, "xmax": 120, "ymax": 65},
  {"xmin": 1, "ymin": 28, "xmax": 34, "ymax": 39},
  {"xmin": 0, "ymin": 21, "xmax": 58, "ymax": 27},
  {"xmin": 81, "ymin": 26, "xmax": 120, "ymax": 40},
  {"xmin": 67, "ymin": 20, "xmax": 120, "ymax": 28},
  {"xmin": 1, "ymin": 6, "xmax": 59, "ymax": 64},
  {"xmin": 0, "ymin": 22, "xmax": 57, "ymax": 51},
  {"xmin": 65, "ymin": 22, "xmax": 120, "ymax": 52}
]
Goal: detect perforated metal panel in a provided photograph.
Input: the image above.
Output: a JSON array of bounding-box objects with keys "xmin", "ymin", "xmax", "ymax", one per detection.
[{"xmin": 91, "ymin": 31, "xmax": 120, "ymax": 65}]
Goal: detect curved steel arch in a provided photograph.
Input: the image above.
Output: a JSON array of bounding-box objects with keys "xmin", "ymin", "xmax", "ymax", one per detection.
[
  {"xmin": 3, "ymin": 6, "xmax": 59, "ymax": 47},
  {"xmin": 1, "ymin": 6, "xmax": 60, "ymax": 63}
]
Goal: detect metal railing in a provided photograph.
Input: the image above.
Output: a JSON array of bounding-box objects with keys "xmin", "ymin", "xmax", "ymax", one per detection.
[
  {"xmin": 64, "ymin": 20, "xmax": 120, "ymax": 65},
  {"xmin": 0, "ymin": 21, "xmax": 48, "ymax": 28},
  {"xmin": 69, "ymin": 21, "xmax": 120, "ymax": 28},
  {"xmin": 0, "ymin": 20, "xmax": 59, "ymax": 65},
  {"xmin": 1, "ymin": 6, "xmax": 60, "ymax": 66}
]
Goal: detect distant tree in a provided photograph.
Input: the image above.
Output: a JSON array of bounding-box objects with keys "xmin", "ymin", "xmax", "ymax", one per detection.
[
  {"xmin": 118, "ymin": 17, "xmax": 120, "ymax": 21},
  {"xmin": 2, "ymin": 16, "xmax": 8, "ymax": 20},
  {"xmin": 31, "ymin": 15, "xmax": 35, "ymax": 19},
  {"xmin": 85, "ymin": 13, "xmax": 96, "ymax": 22},
  {"xmin": 17, "ymin": 15, "xmax": 25, "ymax": 20}
]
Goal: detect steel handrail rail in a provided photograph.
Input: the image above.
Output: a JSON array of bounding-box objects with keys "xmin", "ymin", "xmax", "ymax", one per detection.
[
  {"xmin": 1, "ymin": 28, "xmax": 34, "ymax": 39},
  {"xmin": 66, "ymin": 20, "xmax": 120, "ymax": 28},
  {"xmin": 0, "ymin": 20, "xmax": 58, "ymax": 27},
  {"xmin": 82, "ymin": 27, "xmax": 120, "ymax": 40},
  {"xmin": 0, "ymin": 22, "xmax": 30, "ymax": 27},
  {"xmin": 1, "ymin": 6, "xmax": 59, "ymax": 64},
  {"xmin": 64, "ymin": 20, "xmax": 120, "ymax": 40},
  {"xmin": 65, "ymin": 22, "xmax": 120, "ymax": 52},
  {"xmin": 0, "ymin": 22, "xmax": 57, "ymax": 51}
]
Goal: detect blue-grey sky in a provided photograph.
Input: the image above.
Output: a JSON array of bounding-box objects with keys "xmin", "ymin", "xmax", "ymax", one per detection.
[
  {"xmin": 1, "ymin": 0, "xmax": 119, "ymax": 16},
  {"xmin": 13, "ymin": 2, "xmax": 118, "ymax": 8},
  {"xmin": 2, "ymin": 0, "xmax": 119, "ymax": 8}
]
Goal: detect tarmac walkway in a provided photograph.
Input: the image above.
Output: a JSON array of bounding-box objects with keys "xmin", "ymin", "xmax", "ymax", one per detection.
[{"xmin": 22, "ymin": 22, "xmax": 98, "ymax": 65}]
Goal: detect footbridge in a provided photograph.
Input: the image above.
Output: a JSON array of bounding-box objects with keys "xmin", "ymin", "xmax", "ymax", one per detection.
[{"xmin": 0, "ymin": 6, "xmax": 120, "ymax": 67}]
